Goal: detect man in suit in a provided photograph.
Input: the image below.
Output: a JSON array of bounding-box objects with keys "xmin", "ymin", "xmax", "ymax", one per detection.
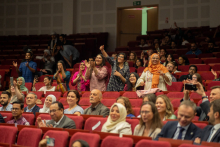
[
  {"xmin": 24, "ymin": 93, "xmax": 40, "ymax": 115},
  {"xmin": 0, "ymin": 113, "xmax": 5, "ymax": 123},
  {"xmin": 155, "ymin": 100, "xmax": 201, "ymax": 140},
  {"xmin": 84, "ymin": 89, "xmax": 109, "ymax": 116},
  {"xmin": 194, "ymin": 99, "xmax": 220, "ymax": 143},
  {"xmin": 37, "ymin": 101, "xmax": 76, "ymax": 129},
  {"xmin": 182, "ymin": 82, "xmax": 220, "ymax": 121}
]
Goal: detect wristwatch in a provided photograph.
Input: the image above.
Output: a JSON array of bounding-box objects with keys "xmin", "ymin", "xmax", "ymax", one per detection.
[{"xmin": 202, "ymin": 96, "xmax": 208, "ymax": 99}]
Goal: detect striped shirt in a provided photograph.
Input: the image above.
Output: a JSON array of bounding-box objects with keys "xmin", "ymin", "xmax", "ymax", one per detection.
[{"xmin": 7, "ymin": 116, "xmax": 30, "ymax": 126}]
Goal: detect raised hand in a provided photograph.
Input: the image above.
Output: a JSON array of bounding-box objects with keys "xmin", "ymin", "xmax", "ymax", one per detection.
[
  {"xmin": 99, "ymin": 45, "xmax": 104, "ymax": 51},
  {"xmin": 41, "ymin": 69, "xmax": 47, "ymax": 73},
  {"xmin": 84, "ymin": 60, "xmax": 90, "ymax": 68},
  {"xmin": 12, "ymin": 61, "xmax": 17, "ymax": 67},
  {"xmin": 141, "ymin": 51, "xmax": 144, "ymax": 58},
  {"xmin": 37, "ymin": 117, "xmax": 47, "ymax": 128},
  {"xmin": 25, "ymin": 62, "xmax": 29, "ymax": 67},
  {"xmin": 90, "ymin": 61, "xmax": 95, "ymax": 68},
  {"xmin": 140, "ymin": 81, "xmax": 145, "ymax": 86},
  {"xmin": 13, "ymin": 80, "xmax": 17, "ymax": 87},
  {"xmin": 157, "ymin": 70, "xmax": 164, "ymax": 76},
  {"xmin": 211, "ymin": 69, "xmax": 217, "ymax": 79}
]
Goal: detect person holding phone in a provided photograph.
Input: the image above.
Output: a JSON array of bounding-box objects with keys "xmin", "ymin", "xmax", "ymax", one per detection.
[
  {"xmin": 85, "ymin": 54, "xmax": 109, "ymax": 91},
  {"xmin": 100, "ymin": 45, "xmax": 130, "ymax": 91},
  {"xmin": 32, "ymin": 76, "xmax": 55, "ymax": 94},
  {"xmin": 7, "ymin": 81, "xmax": 25, "ymax": 103}
]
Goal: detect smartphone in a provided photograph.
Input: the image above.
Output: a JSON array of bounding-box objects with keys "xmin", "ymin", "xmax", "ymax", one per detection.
[
  {"xmin": 185, "ymin": 83, "xmax": 197, "ymax": 91},
  {"xmin": 10, "ymin": 77, "xmax": 13, "ymax": 86},
  {"xmin": 47, "ymin": 138, "xmax": 55, "ymax": 146}
]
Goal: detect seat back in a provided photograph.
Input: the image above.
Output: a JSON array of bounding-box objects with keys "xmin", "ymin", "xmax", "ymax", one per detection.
[
  {"xmin": 66, "ymin": 115, "xmax": 84, "ymax": 129},
  {"xmin": 25, "ymin": 83, "xmax": 32, "ymax": 91},
  {"xmin": 136, "ymin": 139, "xmax": 171, "ymax": 147},
  {"xmin": 103, "ymin": 92, "xmax": 120, "ymax": 99},
  {"xmin": 0, "ymin": 112, "xmax": 13, "ymax": 123},
  {"xmin": 45, "ymin": 91, "xmax": 61, "ymax": 99},
  {"xmin": 101, "ymin": 99, "xmax": 116, "ymax": 107},
  {"xmin": 17, "ymin": 128, "xmax": 42, "ymax": 147},
  {"xmin": 194, "ymin": 123, "xmax": 207, "ymax": 129},
  {"xmin": 22, "ymin": 113, "xmax": 35, "ymax": 125},
  {"xmin": 207, "ymin": 81, "xmax": 220, "ymax": 91},
  {"xmin": 0, "ymin": 126, "xmax": 17, "ymax": 145},
  {"xmin": 122, "ymin": 92, "xmax": 138, "ymax": 98},
  {"xmin": 129, "ymin": 99, "xmax": 142, "ymax": 107},
  {"xmin": 133, "ymin": 107, "xmax": 140, "ymax": 117},
  {"xmin": 126, "ymin": 119, "xmax": 139, "ymax": 134},
  {"xmin": 29, "ymin": 91, "xmax": 44, "ymax": 99},
  {"xmin": 82, "ymin": 92, "xmax": 90, "ymax": 97},
  {"xmin": 84, "ymin": 117, "xmax": 107, "ymax": 132},
  {"xmin": 167, "ymin": 92, "xmax": 184, "ymax": 98},
  {"xmin": 43, "ymin": 130, "xmax": 69, "ymax": 147},
  {"xmin": 34, "ymin": 83, "xmax": 45, "ymax": 91},
  {"xmin": 69, "ymin": 132, "xmax": 100, "ymax": 147},
  {"xmin": 166, "ymin": 82, "xmax": 183, "ymax": 92},
  {"xmin": 59, "ymin": 98, "xmax": 68, "ymax": 105},
  {"xmin": 79, "ymin": 98, "xmax": 90, "ymax": 106},
  {"xmin": 101, "ymin": 136, "xmax": 133, "ymax": 147}
]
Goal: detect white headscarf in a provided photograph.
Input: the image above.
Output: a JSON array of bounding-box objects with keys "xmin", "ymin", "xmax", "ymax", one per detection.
[
  {"xmin": 39, "ymin": 95, "xmax": 57, "ymax": 113},
  {"xmin": 102, "ymin": 103, "xmax": 127, "ymax": 131}
]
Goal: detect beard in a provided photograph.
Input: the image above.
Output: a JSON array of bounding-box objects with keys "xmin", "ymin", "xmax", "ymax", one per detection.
[
  {"xmin": 1, "ymin": 101, "xmax": 8, "ymax": 107},
  {"xmin": 208, "ymin": 114, "xmax": 215, "ymax": 125}
]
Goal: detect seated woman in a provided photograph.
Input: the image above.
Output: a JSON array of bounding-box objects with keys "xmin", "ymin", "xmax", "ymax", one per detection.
[
  {"xmin": 127, "ymin": 52, "xmax": 137, "ymax": 64},
  {"xmin": 71, "ymin": 140, "xmax": 89, "ymax": 147},
  {"xmin": 71, "ymin": 61, "xmax": 90, "ymax": 91},
  {"xmin": 124, "ymin": 72, "xmax": 139, "ymax": 91},
  {"xmin": 134, "ymin": 102, "xmax": 162, "ymax": 139},
  {"xmin": 85, "ymin": 54, "xmax": 109, "ymax": 91},
  {"xmin": 17, "ymin": 77, "xmax": 29, "ymax": 93},
  {"xmin": 135, "ymin": 58, "xmax": 147, "ymax": 69},
  {"xmin": 101, "ymin": 103, "xmax": 132, "ymax": 135},
  {"xmin": 8, "ymin": 81, "xmax": 25, "ymax": 103},
  {"xmin": 53, "ymin": 60, "xmax": 71, "ymax": 91},
  {"xmin": 100, "ymin": 45, "xmax": 130, "ymax": 91},
  {"xmin": 159, "ymin": 49, "xmax": 167, "ymax": 61},
  {"xmin": 155, "ymin": 95, "xmax": 176, "ymax": 121},
  {"xmin": 39, "ymin": 95, "xmax": 56, "ymax": 113},
  {"xmin": 163, "ymin": 54, "xmax": 175, "ymax": 67},
  {"xmin": 64, "ymin": 90, "xmax": 84, "ymax": 115},
  {"xmin": 178, "ymin": 55, "xmax": 189, "ymax": 66},
  {"xmin": 116, "ymin": 97, "xmax": 135, "ymax": 117},
  {"xmin": 32, "ymin": 76, "xmax": 55, "ymax": 94},
  {"xmin": 135, "ymin": 53, "xmax": 172, "ymax": 91}
]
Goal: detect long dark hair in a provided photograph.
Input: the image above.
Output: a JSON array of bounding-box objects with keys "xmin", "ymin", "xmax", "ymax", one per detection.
[
  {"xmin": 116, "ymin": 52, "xmax": 127, "ymax": 71},
  {"xmin": 57, "ymin": 60, "xmax": 66, "ymax": 71},
  {"xmin": 67, "ymin": 90, "xmax": 80, "ymax": 105},
  {"xmin": 44, "ymin": 76, "xmax": 53, "ymax": 85},
  {"xmin": 179, "ymin": 55, "xmax": 189, "ymax": 65},
  {"xmin": 95, "ymin": 54, "xmax": 106, "ymax": 67},
  {"xmin": 135, "ymin": 58, "xmax": 143, "ymax": 69},
  {"xmin": 126, "ymin": 72, "xmax": 139, "ymax": 91},
  {"xmin": 164, "ymin": 54, "xmax": 175, "ymax": 66}
]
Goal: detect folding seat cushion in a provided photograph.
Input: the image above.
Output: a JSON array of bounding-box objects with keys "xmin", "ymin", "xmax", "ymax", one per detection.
[
  {"xmin": 84, "ymin": 117, "xmax": 107, "ymax": 132},
  {"xmin": 79, "ymin": 98, "xmax": 90, "ymax": 106},
  {"xmin": 0, "ymin": 112, "xmax": 13, "ymax": 123},
  {"xmin": 66, "ymin": 115, "xmax": 84, "ymax": 129},
  {"xmin": 25, "ymin": 83, "xmax": 32, "ymax": 91},
  {"xmin": 45, "ymin": 91, "xmax": 61, "ymax": 99},
  {"xmin": 101, "ymin": 136, "xmax": 133, "ymax": 147},
  {"xmin": 101, "ymin": 99, "xmax": 116, "ymax": 107},
  {"xmin": 103, "ymin": 92, "xmax": 120, "ymax": 99},
  {"xmin": 129, "ymin": 99, "xmax": 142, "ymax": 107},
  {"xmin": 167, "ymin": 92, "xmax": 184, "ymax": 98},
  {"xmin": 17, "ymin": 128, "xmax": 42, "ymax": 147},
  {"xmin": 69, "ymin": 132, "xmax": 100, "ymax": 147},
  {"xmin": 22, "ymin": 113, "xmax": 35, "ymax": 125},
  {"xmin": 122, "ymin": 92, "xmax": 138, "ymax": 98},
  {"xmin": 126, "ymin": 119, "xmax": 139, "ymax": 134},
  {"xmin": 166, "ymin": 82, "xmax": 183, "ymax": 92},
  {"xmin": 43, "ymin": 130, "xmax": 69, "ymax": 147},
  {"xmin": 136, "ymin": 140, "xmax": 171, "ymax": 147},
  {"xmin": 59, "ymin": 98, "xmax": 68, "ymax": 105},
  {"xmin": 0, "ymin": 126, "xmax": 17, "ymax": 145}
]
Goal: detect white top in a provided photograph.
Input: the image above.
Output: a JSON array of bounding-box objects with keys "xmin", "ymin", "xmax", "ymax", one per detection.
[
  {"xmin": 101, "ymin": 121, "xmax": 132, "ymax": 135},
  {"xmin": 64, "ymin": 105, "xmax": 84, "ymax": 114},
  {"xmin": 34, "ymin": 86, "xmax": 56, "ymax": 94},
  {"xmin": 182, "ymin": 40, "xmax": 189, "ymax": 45},
  {"xmin": 139, "ymin": 44, "xmax": 148, "ymax": 47}
]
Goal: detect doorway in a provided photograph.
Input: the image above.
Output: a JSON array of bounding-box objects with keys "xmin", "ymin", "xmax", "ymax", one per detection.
[{"xmin": 117, "ymin": 5, "xmax": 158, "ymax": 47}]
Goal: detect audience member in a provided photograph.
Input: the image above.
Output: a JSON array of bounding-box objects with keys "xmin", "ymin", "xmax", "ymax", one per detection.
[
  {"xmin": 17, "ymin": 77, "xmax": 28, "ymax": 93},
  {"xmin": 124, "ymin": 72, "xmax": 139, "ymax": 91},
  {"xmin": 182, "ymin": 36, "xmax": 189, "ymax": 45},
  {"xmin": 206, "ymin": 41, "xmax": 217, "ymax": 53},
  {"xmin": 32, "ymin": 76, "xmax": 55, "ymax": 94},
  {"xmin": 88, "ymin": 57, "xmax": 94, "ymax": 62},
  {"xmin": 139, "ymin": 38, "xmax": 148, "ymax": 47},
  {"xmin": 7, "ymin": 81, "xmax": 25, "ymax": 103},
  {"xmin": 159, "ymin": 49, "xmax": 167, "ymax": 61},
  {"xmin": 155, "ymin": 100, "xmax": 201, "ymax": 140},
  {"xmin": 192, "ymin": 73, "xmax": 204, "ymax": 88},
  {"xmin": 178, "ymin": 65, "xmax": 197, "ymax": 81},
  {"xmin": 116, "ymin": 97, "xmax": 135, "ymax": 117},
  {"xmin": 111, "ymin": 53, "xmax": 117, "ymax": 61},
  {"xmin": 194, "ymin": 99, "xmax": 220, "ymax": 143},
  {"xmin": 128, "ymin": 52, "xmax": 137, "ymax": 64},
  {"xmin": 39, "ymin": 49, "xmax": 55, "ymax": 76},
  {"xmin": 71, "ymin": 140, "xmax": 90, "ymax": 147},
  {"xmin": 64, "ymin": 90, "xmax": 84, "ymax": 115},
  {"xmin": 178, "ymin": 55, "xmax": 190, "ymax": 66},
  {"xmin": 48, "ymin": 32, "xmax": 57, "ymax": 50},
  {"xmin": 56, "ymin": 42, "xmax": 80, "ymax": 68},
  {"xmin": 141, "ymin": 49, "xmax": 153, "ymax": 61},
  {"xmin": 85, "ymin": 54, "xmax": 109, "ymax": 91},
  {"xmin": 135, "ymin": 58, "xmax": 144, "ymax": 69},
  {"xmin": 13, "ymin": 51, "xmax": 37, "ymax": 83},
  {"xmin": 0, "ymin": 91, "xmax": 12, "ymax": 111},
  {"xmin": 143, "ymin": 93, "xmax": 157, "ymax": 104},
  {"xmin": 71, "ymin": 60, "xmax": 90, "ymax": 91},
  {"xmin": 160, "ymin": 35, "xmax": 171, "ymax": 46},
  {"xmin": 153, "ymin": 38, "xmax": 159, "ymax": 45},
  {"xmin": 211, "ymin": 69, "xmax": 220, "ymax": 81},
  {"xmin": 101, "ymin": 103, "xmax": 132, "ymax": 135},
  {"xmin": 186, "ymin": 43, "xmax": 202, "ymax": 56},
  {"xmin": 24, "ymin": 92, "xmax": 40, "ymax": 115},
  {"xmin": 39, "ymin": 95, "xmax": 56, "ymax": 113},
  {"xmin": 100, "ymin": 45, "xmax": 130, "ymax": 91},
  {"xmin": 84, "ymin": 89, "xmax": 109, "ymax": 116},
  {"xmin": 7, "ymin": 102, "xmax": 30, "ymax": 125},
  {"xmin": 173, "ymin": 62, "xmax": 181, "ymax": 74},
  {"xmin": 155, "ymin": 43, "xmax": 160, "ymax": 52},
  {"xmin": 163, "ymin": 54, "xmax": 175, "ymax": 67},
  {"xmin": 166, "ymin": 62, "xmax": 177, "ymax": 82},
  {"xmin": 59, "ymin": 34, "xmax": 73, "ymax": 45},
  {"xmin": 170, "ymin": 41, "xmax": 176, "ymax": 49},
  {"xmin": 156, "ymin": 95, "xmax": 176, "ymax": 120},
  {"xmin": 0, "ymin": 113, "xmax": 4, "ymax": 123},
  {"xmin": 135, "ymin": 53, "xmax": 172, "ymax": 91},
  {"xmin": 37, "ymin": 101, "xmax": 76, "ymax": 128},
  {"xmin": 134, "ymin": 102, "xmax": 162, "ymax": 139},
  {"xmin": 53, "ymin": 60, "xmax": 71, "ymax": 91}
]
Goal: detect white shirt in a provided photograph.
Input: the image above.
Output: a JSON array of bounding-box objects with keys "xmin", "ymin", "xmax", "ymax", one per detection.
[
  {"xmin": 53, "ymin": 115, "xmax": 64, "ymax": 128},
  {"xmin": 173, "ymin": 123, "xmax": 190, "ymax": 140}
]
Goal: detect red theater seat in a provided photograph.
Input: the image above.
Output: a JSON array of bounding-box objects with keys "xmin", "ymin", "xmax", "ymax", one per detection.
[
  {"xmin": 59, "ymin": 98, "xmax": 68, "ymax": 105},
  {"xmin": 201, "ymin": 72, "xmax": 218, "ymax": 80},
  {"xmin": 136, "ymin": 140, "xmax": 171, "ymax": 147},
  {"xmin": 45, "ymin": 91, "xmax": 61, "ymax": 99},
  {"xmin": 0, "ymin": 126, "xmax": 17, "ymax": 145},
  {"xmin": 178, "ymin": 66, "xmax": 190, "ymax": 72},
  {"xmin": 126, "ymin": 118, "xmax": 139, "ymax": 134},
  {"xmin": 196, "ymin": 65, "xmax": 210, "ymax": 71},
  {"xmin": 137, "ymin": 67, "xmax": 145, "ymax": 74},
  {"xmin": 82, "ymin": 92, "xmax": 90, "ymax": 97},
  {"xmin": 101, "ymin": 99, "xmax": 116, "ymax": 107},
  {"xmin": 207, "ymin": 81, "xmax": 220, "ymax": 91},
  {"xmin": 35, "ymin": 114, "xmax": 51, "ymax": 127},
  {"xmin": 24, "ymin": 83, "xmax": 32, "ymax": 92},
  {"xmin": 84, "ymin": 117, "xmax": 107, "ymax": 132},
  {"xmin": 43, "ymin": 130, "xmax": 69, "ymax": 147},
  {"xmin": 167, "ymin": 92, "xmax": 184, "ymax": 98},
  {"xmin": 179, "ymin": 144, "xmax": 208, "ymax": 147},
  {"xmin": 22, "ymin": 113, "xmax": 35, "ymax": 125},
  {"xmin": 101, "ymin": 136, "xmax": 133, "ymax": 147},
  {"xmin": 79, "ymin": 98, "xmax": 90, "ymax": 106},
  {"xmin": 129, "ymin": 99, "xmax": 142, "ymax": 107},
  {"xmin": 103, "ymin": 92, "xmax": 120, "ymax": 99},
  {"xmin": 133, "ymin": 107, "xmax": 140, "ymax": 117},
  {"xmin": 0, "ymin": 112, "xmax": 13, "ymax": 123},
  {"xmin": 66, "ymin": 115, "xmax": 84, "ymax": 129},
  {"xmin": 122, "ymin": 92, "xmax": 139, "ymax": 98},
  {"xmin": 166, "ymin": 82, "xmax": 183, "ymax": 92},
  {"xmin": 194, "ymin": 123, "xmax": 207, "ymax": 129}
]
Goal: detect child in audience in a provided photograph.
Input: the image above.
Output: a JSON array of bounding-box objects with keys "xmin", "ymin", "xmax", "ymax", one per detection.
[
  {"xmin": 116, "ymin": 97, "xmax": 135, "ymax": 117},
  {"xmin": 17, "ymin": 77, "xmax": 29, "ymax": 93},
  {"xmin": 39, "ymin": 94, "xmax": 56, "ymax": 113},
  {"xmin": 32, "ymin": 76, "xmax": 55, "ymax": 94},
  {"xmin": 124, "ymin": 72, "xmax": 139, "ymax": 91}
]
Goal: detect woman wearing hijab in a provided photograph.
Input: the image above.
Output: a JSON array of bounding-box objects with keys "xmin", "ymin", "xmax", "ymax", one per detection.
[
  {"xmin": 71, "ymin": 61, "xmax": 90, "ymax": 91},
  {"xmin": 85, "ymin": 54, "xmax": 109, "ymax": 91},
  {"xmin": 135, "ymin": 53, "xmax": 172, "ymax": 91},
  {"xmin": 39, "ymin": 95, "xmax": 56, "ymax": 113},
  {"xmin": 101, "ymin": 103, "xmax": 132, "ymax": 135},
  {"xmin": 17, "ymin": 77, "xmax": 29, "ymax": 93}
]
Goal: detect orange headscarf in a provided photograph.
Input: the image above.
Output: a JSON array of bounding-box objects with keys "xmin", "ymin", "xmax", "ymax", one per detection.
[{"xmin": 144, "ymin": 53, "xmax": 168, "ymax": 88}]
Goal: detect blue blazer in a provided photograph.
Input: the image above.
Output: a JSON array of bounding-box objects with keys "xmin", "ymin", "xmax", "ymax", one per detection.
[
  {"xmin": 196, "ymin": 125, "xmax": 220, "ymax": 143},
  {"xmin": 0, "ymin": 113, "xmax": 5, "ymax": 123},
  {"xmin": 155, "ymin": 121, "xmax": 201, "ymax": 141},
  {"xmin": 24, "ymin": 105, "xmax": 40, "ymax": 115}
]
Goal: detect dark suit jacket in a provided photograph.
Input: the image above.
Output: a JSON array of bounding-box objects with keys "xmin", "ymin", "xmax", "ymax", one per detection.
[
  {"xmin": 46, "ymin": 115, "xmax": 76, "ymax": 129},
  {"xmin": 196, "ymin": 125, "xmax": 220, "ymax": 143},
  {"xmin": 155, "ymin": 121, "xmax": 201, "ymax": 141},
  {"xmin": 178, "ymin": 74, "xmax": 192, "ymax": 82},
  {"xmin": 0, "ymin": 113, "xmax": 5, "ymax": 123},
  {"xmin": 84, "ymin": 103, "xmax": 110, "ymax": 116},
  {"xmin": 24, "ymin": 105, "xmax": 40, "ymax": 115}
]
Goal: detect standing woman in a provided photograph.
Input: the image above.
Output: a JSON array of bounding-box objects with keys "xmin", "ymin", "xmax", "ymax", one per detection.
[
  {"xmin": 85, "ymin": 54, "xmax": 109, "ymax": 91},
  {"xmin": 17, "ymin": 77, "xmax": 29, "ymax": 93},
  {"xmin": 124, "ymin": 72, "xmax": 139, "ymax": 91},
  {"xmin": 71, "ymin": 61, "xmax": 90, "ymax": 91},
  {"xmin": 135, "ymin": 53, "xmax": 172, "ymax": 91},
  {"xmin": 53, "ymin": 60, "xmax": 71, "ymax": 91},
  {"xmin": 100, "ymin": 45, "xmax": 130, "ymax": 91}
]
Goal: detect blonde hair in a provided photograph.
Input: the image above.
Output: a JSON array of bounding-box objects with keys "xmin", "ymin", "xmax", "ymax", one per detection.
[{"xmin": 156, "ymin": 95, "xmax": 174, "ymax": 119}]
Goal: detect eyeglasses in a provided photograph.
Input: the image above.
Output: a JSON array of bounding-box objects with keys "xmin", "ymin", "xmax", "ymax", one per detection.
[
  {"xmin": 118, "ymin": 56, "xmax": 124, "ymax": 59},
  {"xmin": 192, "ymin": 77, "xmax": 197, "ymax": 79},
  {"xmin": 140, "ymin": 111, "xmax": 151, "ymax": 114},
  {"xmin": 11, "ymin": 108, "xmax": 20, "ymax": 111},
  {"xmin": 49, "ymin": 109, "xmax": 60, "ymax": 114},
  {"xmin": 189, "ymin": 68, "xmax": 196, "ymax": 71}
]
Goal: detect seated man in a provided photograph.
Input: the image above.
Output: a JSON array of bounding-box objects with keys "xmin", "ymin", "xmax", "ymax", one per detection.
[
  {"xmin": 37, "ymin": 101, "xmax": 76, "ymax": 129},
  {"xmin": 206, "ymin": 41, "xmax": 217, "ymax": 53},
  {"xmin": 155, "ymin": 100, "xmax": 201, "ymax": 140},
  {"xmin": 186, "ymin": 43, "xmax": 202, "ymax": 56},
  {"xmin": 0, "ymin": 91, "xmax": 12, "ymax": 111},
  {"xmin": 170, "ymin": 41, "xmax": 176, "ymax": 49},
  {"xmin": 39, "ymin": 49, "xmax": 55, "ymax": 76},
  {"xmin": 59, "ymin": 34, "xmax": 73, "ymax": 46},
  {"xmin": 166, "ymin": 62, "xmax": 177, "ymax": 82},
  {"xmin": 24, "ymin": 92, "xmax": 40, "ymax": 115},
  {"xmin": 178, "ymin": 65, "xmax": 197, "ymax": 82},
  {"xmin": 7, "ymin": 102, "xmax": 30, "ymax": 125},
  {"xmin": 194, "ymin": 99, "xmax": 220, "ymax": 143},
  {"xmin": 0, "ymin": 113, "xmax": 4, "ymax": 123},
  {"xmin": 84, "ymin": 89, "xmax": 109, "ymax": 116}
]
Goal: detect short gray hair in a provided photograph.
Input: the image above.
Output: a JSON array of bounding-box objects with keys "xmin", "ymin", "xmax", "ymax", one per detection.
[
  {"xmin": 179, "ymin": 100, "xmax": 196, "ymax": 113},
  {"xmin": 27, "ymin": 92, "xmax": 38, "ymax": 99}
]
